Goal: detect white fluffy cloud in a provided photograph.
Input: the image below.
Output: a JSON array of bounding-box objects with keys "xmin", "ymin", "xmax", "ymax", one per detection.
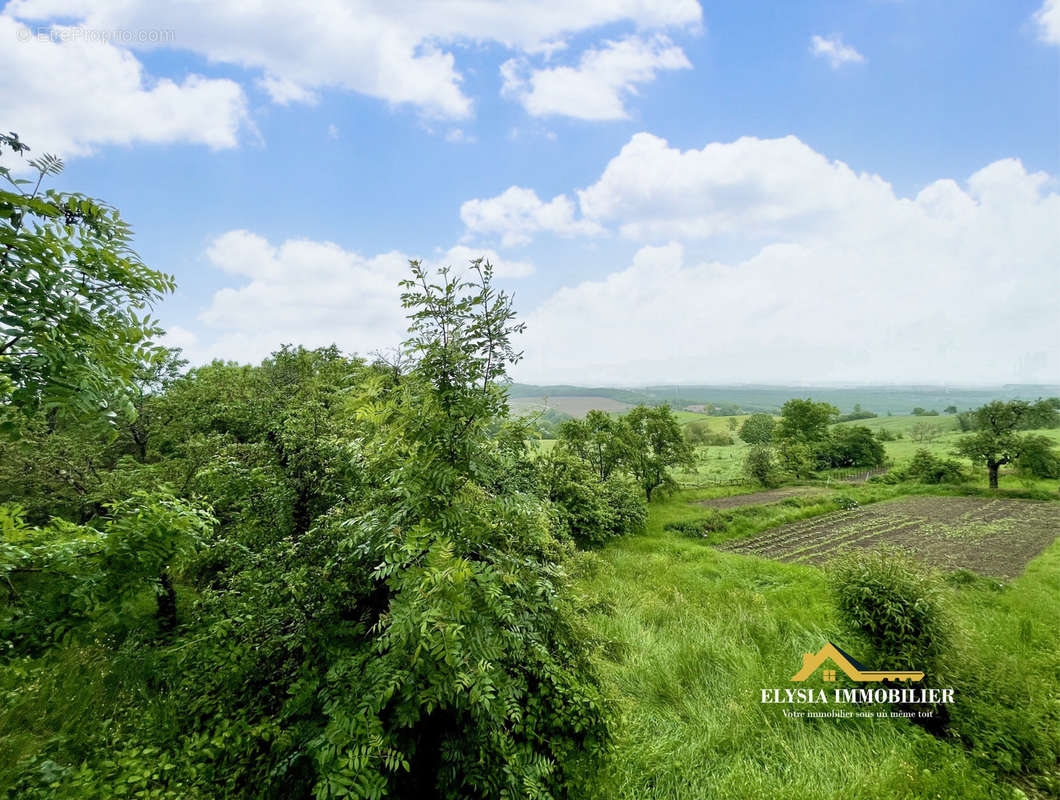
[
  {"xmin": 460, "ymin": 187, "xmax": 604, "ymax": 247},
  {"xmin": 810, "ymin": 34, "xmax": 865, "ymax": 68},
  {"xmin": 513, "ymin": 144, "xmax": 1060, "ymax": 384},
  {"xmin": 501, "ymin": 35, "xmax": 691, "ymax": 120},
  {"xmin": 438, "ymin": 245, "xmax": 535, "ymax": 278},
  {"xmin": 191, "ymin": 231, "xmax": 533, "ymax": 364},
  {"xmin": 466, "ymin": 133, "xmax": 898, "ymax": 245},
  {"xmin": 0, "ymin": 16, "xmax": 248, "ymax": 158},
  {"xmin": 1034, "ymin": 0, "xmax": 1060, "ymax": 44},
  {"xmin": 577, "ymin": 133, "xmax": 899, "ymax": 241},
  {"xmin": 5, "ymin": 0, "xmax": 701, "ymax": 120}
]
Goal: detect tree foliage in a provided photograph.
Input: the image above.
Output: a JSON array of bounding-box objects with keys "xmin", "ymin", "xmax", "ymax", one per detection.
[
  {"xmin": 738, "ymin": 413, "xmax": 775, "ymax": 445},
  {"xmin": 954, "ymin": 401, "xmax": 1036, "ymax": 488},
  {"xmin": 3, "ymin": 261, "xmax": 614, "ymax": 799},
  {"xmin": 0, "ymin": 133, "xmax": 174, "ymax": 430},
  {"xmin": 623, "ymin": 404, "xmax": 694, "ymax": 501}
]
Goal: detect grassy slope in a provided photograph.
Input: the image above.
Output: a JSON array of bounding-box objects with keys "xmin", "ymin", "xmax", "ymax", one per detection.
[{"xmin": 572, "ymin": 487, "xmax": 1060, "ymax": 799}]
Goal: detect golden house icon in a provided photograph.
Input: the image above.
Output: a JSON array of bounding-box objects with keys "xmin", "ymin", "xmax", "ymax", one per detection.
[{"xmin": 791, "ymin": 642, "xmax": 924, "ymax": 683}]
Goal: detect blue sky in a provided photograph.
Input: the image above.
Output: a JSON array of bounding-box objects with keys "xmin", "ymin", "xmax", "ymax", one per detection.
[{"xmin": 2, "ymin": 0, "xmax": 1058, "ymax": 384}]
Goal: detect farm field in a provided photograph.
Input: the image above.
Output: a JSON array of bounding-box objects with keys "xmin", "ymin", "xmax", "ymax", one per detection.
[
  {"xmin": 716, "ymin": 495, "xmax": 1060, "ymax": 578},
  {"xmin": 694, "ymin": 485, "xmax": 831, "ymax": 509},
  {"xmin": 508, "ymin": 395, "xmax": 633, "ymax": 416}
]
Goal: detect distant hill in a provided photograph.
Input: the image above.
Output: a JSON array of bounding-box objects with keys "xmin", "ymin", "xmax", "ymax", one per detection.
[{"xmin": 505, "ymin": 383, "xmax": 1060, "ymax": 417}]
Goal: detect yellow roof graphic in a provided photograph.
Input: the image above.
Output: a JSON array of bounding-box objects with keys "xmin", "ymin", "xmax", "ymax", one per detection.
[{"xmin": 791, "ymin": 642, "xmax": 924, "ymax": 682}]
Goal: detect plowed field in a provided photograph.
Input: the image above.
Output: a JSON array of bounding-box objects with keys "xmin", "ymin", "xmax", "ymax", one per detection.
[{"xmin": 715, "ymin": 496, "xmax": 1060, "ymax": 578}]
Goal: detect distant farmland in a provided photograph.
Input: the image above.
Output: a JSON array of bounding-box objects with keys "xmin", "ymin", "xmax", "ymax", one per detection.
[{"xmin": 509, "ymin": 395, "xmax": 633, "ymax": 417}]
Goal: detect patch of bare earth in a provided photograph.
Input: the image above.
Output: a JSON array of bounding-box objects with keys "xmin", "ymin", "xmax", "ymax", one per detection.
[
  {"xmin": 694, "ymin": 486, "xmax": 831, "ymax": 510},
  {"xmin": 715, "ymin": 496, "xmax": 1060, "ymax": 579}
]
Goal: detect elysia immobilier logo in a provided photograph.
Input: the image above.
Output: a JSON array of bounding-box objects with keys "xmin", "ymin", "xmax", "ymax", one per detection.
[
  {"xmin": 791, "ymin": 642, "xmax": 922, "ymax": 683},
  {"xmin": 761, "ymin": 642, "xmax": 954, "ymax": 712}
]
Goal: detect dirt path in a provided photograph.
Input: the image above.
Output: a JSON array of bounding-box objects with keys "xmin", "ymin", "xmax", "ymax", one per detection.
[{"xmin": 693, "ymin": 486, "xmax": 831, "ymax": 510}]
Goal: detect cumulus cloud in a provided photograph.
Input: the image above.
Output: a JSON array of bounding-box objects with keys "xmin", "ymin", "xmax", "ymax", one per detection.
[
  {"xmin": 464, "ymin": 133, "xmax": 898, "ymax": 246},
  {"xmin": 501, "ymin": 34, "xmax": 691, "ymax": 120},
  {"xmin": 514, "ymin": 146, "xmax": 1060, "ymax": 385},
  {"xmin": 196, "ymin": 230, "xmax": 411, "ymax": 364},
  {"xmin": 576, "ymin": 133, "xmax": 898, "ymax": 242},
  {"xmin": 437, "ymin": 245, "xmax": 534, "ymax": 278},
  {"xmin": 810, "ymin": 34, "xmax": 865, "ymax": 68},
  {"xmin": 4, "ymin": 0, "xmax": 702, "ymax": 120},
  {"xmin": 1034, "ymin": 0, "xmax": 1060, "ymax": 44},
  {"xmin": 189, "ymin": 231, "xmax": 533, "ymax": 364},
  {"xmin": 460, "ymin": 186, "xmax": 604, "ymax": 247},
  {"xmin": 0, "ymin": 16, "xmax": 248, "ymax": 159}
]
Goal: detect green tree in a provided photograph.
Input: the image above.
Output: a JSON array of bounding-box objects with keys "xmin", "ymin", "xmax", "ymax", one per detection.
[
  {"xmin": 824, "ymin": 426, "xmax": 886, "ymax": 468},
  {"xmin": 775, "ymin": 399, "xmax": 838, "ymax": 444},
  {"xmin": 623, "ymin": 404, "xmax": 694, "ymax": 501},
  {"xmin": 0, "ymin": 133, "xmax": 174, "ymax": 430},
  {"xmin": 738, "ymin": 413, "xmax": 775, "ymax": 445},
  {"xmin": 557, "ymin": 408, "xmax": 633, "ymax": 480},
  {"xmin": 954, "ymin": 401, "xmax": 1034, "ymax": 488},
  {"xmin": 775, "ymin": 399, "xmax": 837, "ymax": 478}
]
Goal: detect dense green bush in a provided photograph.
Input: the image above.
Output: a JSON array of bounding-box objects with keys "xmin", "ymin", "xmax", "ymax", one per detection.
[
  {"xmin": 743, "ymin": 445, "xmax": 779, "ymax": 488},
  {"xmin": 537, "ymin": 452, "xmax": 646, "ymax": 547},
  {"xmin": 1016, "ymin": 435, "xmax": 1060, "ymax": 479},
  {"xmin": 830, "ymin": 548, "xmax": 949, "ymax": 678},
  {"xmin": 817, "ymin": 426, "xmax": 886, "ymax": 469},
  {"xmin": 905, "ymin": 449, "xmax": 966, "ymax": 484}
]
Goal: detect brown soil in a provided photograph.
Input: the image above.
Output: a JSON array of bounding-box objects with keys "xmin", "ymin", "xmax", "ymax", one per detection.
[
  {"xmin": 715, "ymin": 496, "xmax": 1060, "ymax": 579},
  {"xmin": 694, "ymin": 486, "xmax": 831, "ymax": 510}
]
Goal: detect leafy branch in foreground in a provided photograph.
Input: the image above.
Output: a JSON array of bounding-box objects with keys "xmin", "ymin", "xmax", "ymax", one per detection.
[{"xmin": 0, "ymin": 132, "xmax": 174, "ymax": 431}]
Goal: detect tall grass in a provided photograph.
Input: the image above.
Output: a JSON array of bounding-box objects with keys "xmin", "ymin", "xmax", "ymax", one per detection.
[{"xmin": 569, "ymin": 486, "xmax": 1060, "ymax": 799}]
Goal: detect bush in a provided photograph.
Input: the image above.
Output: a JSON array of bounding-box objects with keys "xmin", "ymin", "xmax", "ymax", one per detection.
[
  {"xmin": 905, "ymin": 449, "xmax": 966, "ymax": 484},
  {"xmin": 537, "ymin": 452, "xmax": 645, "ymax": 547},
  {"xmin": 663, "ymin": 510, "xmax": 728, "ymax": 538},
  {"xmin": 1016, "ymin": 435, "xmax": 1060, "ymax": 479},
  {"xmin": 600, "ymin": 472, "xmax": 648, "ymax": 540},
  {"xmin": 743, "ymin": 446, "xmax": 779, "ymax": 487},
  {"xmin": 830, "ymin": 548, "xmax": 949, "ymax": 678}
]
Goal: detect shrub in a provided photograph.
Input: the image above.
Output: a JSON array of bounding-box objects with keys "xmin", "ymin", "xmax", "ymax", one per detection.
[
  {"xmin": 663, "ymin": 510, "xmax": 728, "ymax": 538},
  {"xmin": 600, "ymin": 472, "xmax": 648, "ymax": 540},
  {"xmin": 819, "ymin": 426, "xmax": 886, "ymax": 469},
  {"xmin": 743, "ymin": 446, "xmax": 779, "ymax": 487},
  {"xmin": 537, "ymin": 450, "xmax": 646, "ymax": 548},
  {"xmin": 905, "ymin": 449, "xmax": 966, "ymax": 484},
  {"xmin": 1016, "ymin": 435, "xmax": 1060, "ymax": 479},
  {"xmin": 830, "ymin": 548, "xmax": 949, "ymax": 678}
]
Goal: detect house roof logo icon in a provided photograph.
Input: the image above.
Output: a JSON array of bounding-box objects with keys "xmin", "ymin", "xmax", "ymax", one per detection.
[{"xmin": 791, "ymin": 642, "xmax": 924, "ymax": 683}]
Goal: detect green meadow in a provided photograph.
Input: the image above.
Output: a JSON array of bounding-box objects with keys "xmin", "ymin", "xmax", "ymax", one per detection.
[{"xmin": 571, "ymin": 485, "xmax": 1060, "ymax": 800}]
